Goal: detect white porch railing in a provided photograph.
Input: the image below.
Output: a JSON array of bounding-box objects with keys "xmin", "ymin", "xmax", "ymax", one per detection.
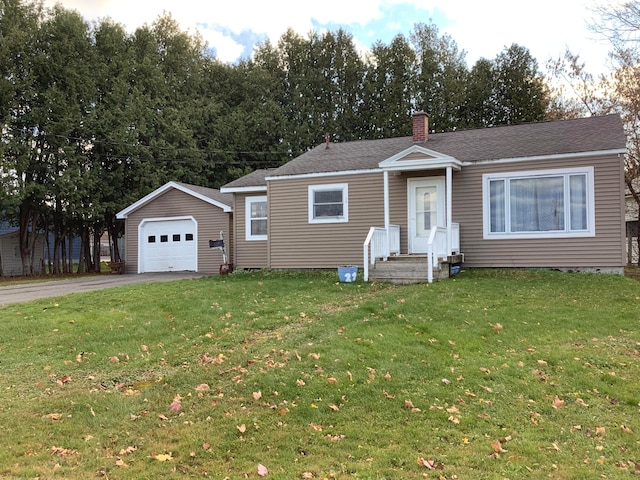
[
  {"xmin": 363, "ymin": 225, "xmax": 400, "ymax": 281},
  {"xmin": 452, "ymin": 222, "xmax": 460, "ymax": 254},
  {"xmin": 427, "ymin": 222, "xmax": 460, "ymax": 283}
]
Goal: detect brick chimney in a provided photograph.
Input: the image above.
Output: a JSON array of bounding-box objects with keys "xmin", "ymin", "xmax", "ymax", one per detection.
[{"xmin": 412, "ymin": 111, "xmax": 429, "ymax": 142}]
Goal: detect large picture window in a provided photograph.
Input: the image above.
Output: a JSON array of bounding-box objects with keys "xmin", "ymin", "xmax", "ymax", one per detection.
[
  {"xmin": 245, "ymin": 196, "xmax": 267, "ymax": 241},
  {"xmin": 483, "ymin": 167, "xmax": 595, "ymax": 239},
  {"xmin": 308, "ymin": 184, "xmax": 348, "ymax": 223}
]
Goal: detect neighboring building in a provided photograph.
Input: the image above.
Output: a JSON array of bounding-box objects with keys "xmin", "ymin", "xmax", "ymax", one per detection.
[
  {"xmin": 116, "ymin": 182, "xmax": 233, "ymax": 274},
  {"xmin": 0, "ymin": 223, "xmax": 45, "ymax": 277},
  {"xmin": 221, "ymin": 113, "xmax": 627, "ymax": 281},
  {"xmin": 626, "ymin": 178, "xmax": 639, "ymax": 264}
]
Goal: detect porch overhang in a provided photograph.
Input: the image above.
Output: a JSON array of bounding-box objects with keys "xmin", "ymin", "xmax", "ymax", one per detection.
[
  {"xmin": 380, "ymin": 145, "xmax": 460, "ymax": 258},
  {"xmin": 378, "ymin": 145, "xmax": 462, "ymax": 172}
]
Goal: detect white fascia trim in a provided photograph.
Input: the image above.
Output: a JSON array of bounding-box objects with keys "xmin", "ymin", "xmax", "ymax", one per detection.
[
  {"xmin": 117, "ymin": 181, "xmax": 231, "ymax": 219},
  {"xmin": 379, "ymin": 145, "xmax": 461, "ymax": 171},
  {"xmin": 464, "ymin": 149, "xmax": 626, "ymax": 167},
  {"xmin": 220, "ymin": 185, "xmax": 267, "ymax": 194},
  {"xmin": 266, "ymin": 168, "xmax": 381, "ymax": 182},
  {"xmin": 381, "ymin": 159, "xmax": 462, "ymax": 172}
]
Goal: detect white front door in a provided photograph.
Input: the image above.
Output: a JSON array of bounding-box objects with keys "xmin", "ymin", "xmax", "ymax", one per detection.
[{"xmin": 408, "ymin": 177, "xmax": 446, "ymax": 253}]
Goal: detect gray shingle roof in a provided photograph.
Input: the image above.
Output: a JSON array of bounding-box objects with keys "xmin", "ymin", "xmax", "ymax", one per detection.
[
  {"xmin": 221, "ymin": 169, "xmax": 273, "ymax": 190},
  {"xmin": 269, "ymin": 114, "xmax": 626, "ymax": 178},
  {"xmin": 174, "ymin": 182, "xmax": 233, "ymax": 207}
]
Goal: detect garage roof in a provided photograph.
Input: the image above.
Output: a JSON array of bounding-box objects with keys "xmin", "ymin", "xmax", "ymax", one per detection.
[{"xmin": 116, "ymin": 181, "xmax": 233, "ymax": 219}]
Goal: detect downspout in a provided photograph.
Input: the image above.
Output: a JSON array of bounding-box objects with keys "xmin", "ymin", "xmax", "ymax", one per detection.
[
  {"xmin": 446, "ymin": 166, "xmax": 453, "ymax": 256},
  {"xmin": 383, "ymin": 170, "xmax": 390, "ymax": 258}
]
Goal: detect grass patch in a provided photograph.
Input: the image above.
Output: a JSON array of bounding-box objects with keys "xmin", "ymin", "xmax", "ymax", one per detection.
[{"xmin": 1, "ymin": 269, "xmax": 639, "ymax": 479}]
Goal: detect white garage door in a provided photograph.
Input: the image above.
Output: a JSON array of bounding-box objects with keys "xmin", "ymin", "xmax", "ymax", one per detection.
[{"xmin": 140, "ymin": 218, "xmax": 197, "ymax": 272}]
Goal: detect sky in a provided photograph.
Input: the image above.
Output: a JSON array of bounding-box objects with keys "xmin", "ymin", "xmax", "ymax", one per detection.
[{"xmin": 42, "ymin": 0, "xmax": 615, "ymax": 76}]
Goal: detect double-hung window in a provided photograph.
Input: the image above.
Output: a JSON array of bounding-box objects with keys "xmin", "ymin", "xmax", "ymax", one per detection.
[
  {"xmin": 483, "ymin": 167, "xmax": 595, "ymax": 239},
  {"xmin": 308, "ymin": 184, "xmax": 348, "ymax": 223},
  {"xmin": 245, "ymin": 196, "xmax": 267, "ymax": 241}
]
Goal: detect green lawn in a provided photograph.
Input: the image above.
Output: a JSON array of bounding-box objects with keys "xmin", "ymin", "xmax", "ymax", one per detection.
[{"xmin": 0, "ymin": 269, "xmax": 639, "ymax": 479}]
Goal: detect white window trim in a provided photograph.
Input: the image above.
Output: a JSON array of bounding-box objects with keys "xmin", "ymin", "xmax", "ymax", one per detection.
[
  {"xmin": 245, "ymin": 196, "xmax": 268, "ymax": 241},
  {"xmin": 482, "ymin": 167, "xmax": 595, "ymax": 240},
  {"xmin": 308, "ymin": 183, "xmax": 349, "ymax": 224}
]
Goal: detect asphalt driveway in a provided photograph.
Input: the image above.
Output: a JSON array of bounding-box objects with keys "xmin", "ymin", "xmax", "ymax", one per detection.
[{"xmin": 0, "ymin": 272, "xmax": 206, "ymax": 306}]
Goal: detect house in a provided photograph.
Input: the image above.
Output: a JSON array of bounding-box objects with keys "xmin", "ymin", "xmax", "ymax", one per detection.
[
  {"xmin": 0, "ymin": 222, "xmax": 46, "ymax": 277},
  {"xmin": 116, "ymin": 182, "xmax": 233, "ymax": 274},
  {"xmin": 220, "ymin": 113, "xmax": 627, "ymax": 282}
]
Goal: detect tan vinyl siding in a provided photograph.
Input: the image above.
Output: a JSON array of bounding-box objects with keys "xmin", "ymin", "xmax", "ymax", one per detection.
[
  {"xmin": 453, "ymin": 154, "xmax": 625, "ymax": 268},
  {"xmin": 268, "ymin": 173, "xmax": 385, "ymax": 268},
  {"xmin": 123, "ymin": 188, "xmax": 232, "ymax": 274},
  {"xmin": 233, "ymin": 193, "xmax": 268, "ymax": 269}
]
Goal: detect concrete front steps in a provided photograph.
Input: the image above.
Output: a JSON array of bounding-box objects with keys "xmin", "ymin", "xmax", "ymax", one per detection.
[{"xmin": 368, "ymin": 254, "xmax": 463, "ymax": 284}]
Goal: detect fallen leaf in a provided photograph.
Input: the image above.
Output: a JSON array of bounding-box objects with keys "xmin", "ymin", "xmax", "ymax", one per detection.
[
  {"xmin": 237, "ymin": 424, "xmax": 247, "ymax": 433},
  {"xmin": 153, "ymin": 453, "xmax": 173, "ymax": 462},
  {"xmin": 441, "ymin": 378, "xmax": 451, "ymax": 385},
  {"xmin": 109, "ymin": 356, "xmax": 120, "ymax": 363},
  {"xmin": 491, "ymin": 439, "xmax": 507, "ymax": 453},
  {"xmin": 43, "ymin": 413, "xmax": 63, "ymax": 421},
  {"xmin": 327, "ymin": 377, "xmax": 337, "ymax": 384},
  {"xmin": 552, "ymin": 396, "xmax": 565, "ymax": 409},
  {"xmin": 621, "ymin": 425, "xmax": 634, "ymax": 434},
  {"xmin": 115, "ymin": 457, "xmax": 127, "ymax": 467},
  {"xmin": 195, "ymin": 384, "xmax": 210, "ymax": 392},
  {"xmin": 575, "ymin": 398, "xmax": 589, "ymax": 407},
  {"xmin": 257, "ymin": 463, "xmax": 268, "ymax": 476},
  {"xmin": 329, "ymin": 403, "xmax": 339, "ymax": 411},
  {"xmin": 492, "ymin": 323, "xmax": 503, "ymax": 333},
  {"xmin": 417, "ymin": 457, "xmax": 436, "ymax": 469},
  {"xmin": 253, "ymin": 391, "xmax": 262, "ymax": 400},
  {"xmin": 301, "ymin": 472, "xmax": 314, "ymax": 479}
]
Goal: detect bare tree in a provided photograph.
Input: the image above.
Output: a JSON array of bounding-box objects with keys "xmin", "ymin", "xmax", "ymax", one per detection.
[{"xmin": 589, "ymin": 1, "xmax": 640, "ymax": 265}]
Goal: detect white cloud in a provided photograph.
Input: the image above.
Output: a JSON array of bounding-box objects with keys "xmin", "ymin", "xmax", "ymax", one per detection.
[{"xmin": 43, "ymin": 0, "xmax": 614, "ymax": 75}]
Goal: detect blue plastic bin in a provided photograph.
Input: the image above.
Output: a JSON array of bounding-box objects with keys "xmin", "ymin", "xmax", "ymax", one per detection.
[{"xmin": 338, "ymin": 265, "xmax": 358, "ymax": 283}]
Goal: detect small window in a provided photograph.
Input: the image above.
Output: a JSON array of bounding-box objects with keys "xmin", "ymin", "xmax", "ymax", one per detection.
[
  {"xmin": 483, "ymin": 167, "xmax": 595, "ymax": 239},
  {"xmin": 160, "ymin": 235, "xmax": 168, "ymax": 243},
  {"xmin": 245, "ymin": 196, "xmax": 268, "ymax": 241},
  {"xmin": 148, "ymin": 235, "xmax": 156, "ymax": 243},
  {"xmin": 185, "ymin": 233, "xmax": 194, "ymax": 241},
  {"xmin": 173, "ymin": 234, "xmax": 181, "ymax": 242},
  {"xmin": 308, "ymin": 184, "xmax": 348, "ymax": 224}
]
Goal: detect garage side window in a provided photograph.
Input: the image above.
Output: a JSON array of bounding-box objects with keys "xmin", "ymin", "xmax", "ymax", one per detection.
[
  {"xmin": 308, "ymin": 183, "xmax": 348, "ymax": 224},
  {"xmin": 245, "ymin": 196, "xmax": 267, "ymax": 241}
]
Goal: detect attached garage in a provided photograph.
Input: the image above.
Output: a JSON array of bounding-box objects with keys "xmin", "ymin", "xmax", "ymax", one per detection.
[{"xmin": 117, "ymin": 182, "xmax": 233, "ymax": 275}]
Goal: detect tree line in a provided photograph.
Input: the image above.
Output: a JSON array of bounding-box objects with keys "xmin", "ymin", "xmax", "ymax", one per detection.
[{"xmin": 0, "ymin": 0, "xmax": 634, "ymax": 275}]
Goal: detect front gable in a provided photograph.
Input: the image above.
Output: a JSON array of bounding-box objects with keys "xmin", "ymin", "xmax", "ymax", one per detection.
[
  {"xmin": 378, "ymin": 145, "xmax": 462, "ymax": 172},
  {"xmin": 117, "ymin": 181, "xmax": 232, "ymax": 220}
]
